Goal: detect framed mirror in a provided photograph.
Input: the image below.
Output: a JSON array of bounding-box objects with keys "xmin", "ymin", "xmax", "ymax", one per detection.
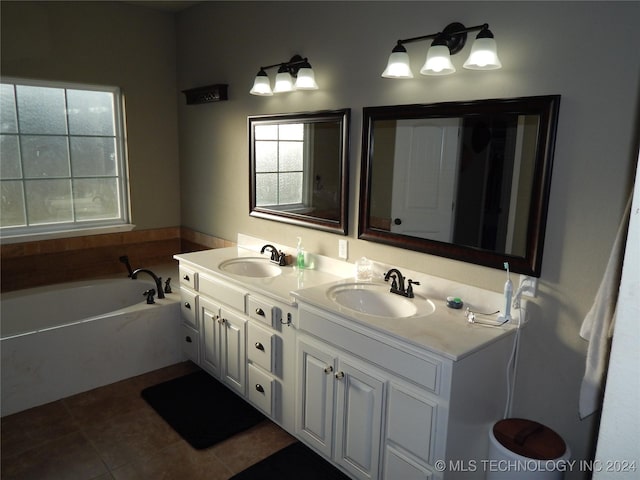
[
  {"xmin": 249, "ymin": 109, "xmax": 350, "ymax": 235},
  {"xmin": 359, "ymin": 96, "xmax": 560, "ymax": 276}
]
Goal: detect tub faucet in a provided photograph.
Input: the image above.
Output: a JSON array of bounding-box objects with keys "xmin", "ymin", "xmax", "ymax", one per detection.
[
  {"xmin": 384, "ymin": 268, "xmax": 420, "ymax": 298},
  {"xmin": 131, "ymin": 268, "xmax": 165, "ymax": 299},
  {"xmin": 119, "ymin": 255, "xmax": 134, "ymax": 277}
]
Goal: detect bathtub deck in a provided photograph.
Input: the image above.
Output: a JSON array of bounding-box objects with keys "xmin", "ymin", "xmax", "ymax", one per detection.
[{"xmin": 1, "ymin": 362, "xmax": 296, "ymax": 479}]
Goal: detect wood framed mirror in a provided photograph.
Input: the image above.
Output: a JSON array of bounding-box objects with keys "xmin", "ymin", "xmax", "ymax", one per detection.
[
  {"xmin": 358, "ymin": 96, "xmax": 560, "ymax": 276},
  {"xmin": 249, "ymin": 109, "xmax": 350, "ymax": 235}
]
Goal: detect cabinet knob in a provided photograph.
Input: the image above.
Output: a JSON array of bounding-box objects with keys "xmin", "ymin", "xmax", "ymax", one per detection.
[
  {"xmin": 324, "ymin": 366, "xmax": 333, "ymax": 374},
  {"xmin": 182, "ymin": 274, "xmax": 190, "ymax": 281},
  {"xmin": 255, "ymin": 342, "xmax": 265, "ymax": 351},
  {"xmin": 255, "ymin": 308, "xmax": 265, "ymax": 317},
  {"xmin": 255, "ymin": 384, "xmax": 265, "ymax": 393},
  {"xmin": 185, "ymin": 336, "xmax": 192, "ymax": 343},
  {"xmin": 335, "ymin": 371, "xmax": 345, "ymax": 380},
  {"xmin": 184, "ymin": 302, "xmax": 191, "ymax": 309},
  {"xmin": 219, "ymin": 318, "xmax": 226, "ymax": 325}
]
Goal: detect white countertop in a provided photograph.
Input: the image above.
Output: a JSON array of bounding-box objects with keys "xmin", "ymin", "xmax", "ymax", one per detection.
[
  {"xmin": 174, "ymin": 244, "xmax": 518, "ymax": 361},
  {"xmin": 291, "ymin": 278, "xmax": 516, "ymax": 361},
  {"xmin": 174, "ymin": 247, "xmax": 343, "ymax": 305}
]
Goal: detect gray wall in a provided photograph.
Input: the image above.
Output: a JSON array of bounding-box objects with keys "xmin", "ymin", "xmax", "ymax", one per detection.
[
  {"xmin": 176, "ymin": 2, "xmax": 639, "ymax": 478},
  {"xmin": 0, "ymin": 0, "xmax": 181, "ymax": 230}
]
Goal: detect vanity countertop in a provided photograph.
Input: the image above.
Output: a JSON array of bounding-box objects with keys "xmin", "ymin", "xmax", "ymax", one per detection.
[
  {"xmin": 292, "ymin": 278, "xmax": 516, "ymax": 361},
  {"xmin": 174, "ymin": 247, "xmax": 343, "ymax": 305}
]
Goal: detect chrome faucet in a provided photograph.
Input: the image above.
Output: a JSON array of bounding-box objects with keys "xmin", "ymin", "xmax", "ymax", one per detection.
[
  {"xmin": 260, "ymin": 244, "xmax": 287, "ymax": 266},
  {"xmin": 384, "ymin": 268, "xmax": 420, "ymax": 298},
  {"xmin": 131, "ymin": 268, "xmax": 165, "ymax": 299}
]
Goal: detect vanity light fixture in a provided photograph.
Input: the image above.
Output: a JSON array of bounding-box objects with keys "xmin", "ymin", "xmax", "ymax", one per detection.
[
  {"xmin": 382, "ymin": 22, "xmax": 502, "ymax": 79},
  {"xmin": 250, "ymin": 54, "xmax": 319, "ymax": 96}
]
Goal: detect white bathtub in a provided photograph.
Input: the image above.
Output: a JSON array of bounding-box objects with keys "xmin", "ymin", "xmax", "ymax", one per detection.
[{"xmin": 1, "ymin": 270, "xmax": 182, "ymax": 416}]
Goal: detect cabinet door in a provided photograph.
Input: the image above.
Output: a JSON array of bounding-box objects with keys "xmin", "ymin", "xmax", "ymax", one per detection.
[
  {"xmin": 296, "ymin": 337, "xmax": 335, "ymax": 458},
  {"xmin": 220, "ymin": 308, "xmax": 246, "ymax": 395},
  {"xmin": 200, "ymin": 297, "xmax": 222, "ymax": 378},
  {"xmin": 334, "ymin": 358, "xmax": 385, "ymax": 480}
]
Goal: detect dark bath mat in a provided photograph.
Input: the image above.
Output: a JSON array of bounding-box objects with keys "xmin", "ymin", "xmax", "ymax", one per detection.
[
  {"xmin": 141, "ymin": 369, "xmax": 264, "ymax": 450},
  {"xmin": 230, "ymin": 441, "xmax": 352, "ymax": 480}
]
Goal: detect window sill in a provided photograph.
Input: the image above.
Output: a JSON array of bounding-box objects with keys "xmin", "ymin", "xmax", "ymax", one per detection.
[{"xmin": 0, "ymin": 224, "xmax": 136, "ymax": 245}]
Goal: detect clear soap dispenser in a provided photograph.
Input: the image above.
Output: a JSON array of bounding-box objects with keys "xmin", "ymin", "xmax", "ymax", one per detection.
[{"xmin": 296, "ymin": 236, "xmax": 305, "ymax": 269}]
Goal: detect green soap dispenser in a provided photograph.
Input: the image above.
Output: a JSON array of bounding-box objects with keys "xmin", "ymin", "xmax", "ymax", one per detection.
[{"xmin": 296, "ymin": 236, "xmax": 305, "ymax": 269}]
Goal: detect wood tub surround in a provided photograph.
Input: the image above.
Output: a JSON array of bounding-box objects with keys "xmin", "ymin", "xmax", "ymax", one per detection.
[{"xmin": 0, "ymin": 227, "xmax": 229, "ymax": 292}]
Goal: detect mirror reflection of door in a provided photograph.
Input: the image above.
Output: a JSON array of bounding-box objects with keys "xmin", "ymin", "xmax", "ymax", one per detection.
[{"xmin": 390, "ymin": 118, "xmax": 461, "ymax": 242}]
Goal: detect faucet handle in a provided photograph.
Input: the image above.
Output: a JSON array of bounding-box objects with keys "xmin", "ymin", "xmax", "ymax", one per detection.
[
  {"xmin": 143, "ymin": 289, "xmax": 156, "ymax": 304},
  {"xmin": 164, "ymin": 277, "xmax": 172, "ymax": 294},
  {"xmin": 406, "ymin": 279, "xmax": 420, "ymax": 298}
]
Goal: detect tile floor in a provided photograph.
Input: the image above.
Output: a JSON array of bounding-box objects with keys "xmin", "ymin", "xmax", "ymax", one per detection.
[{"xmin": 1, "ymin": 361, "xmax": 297, "ymax": 480}]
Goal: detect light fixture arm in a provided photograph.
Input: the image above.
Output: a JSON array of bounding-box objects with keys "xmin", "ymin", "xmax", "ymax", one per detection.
[
  {"xmin": 396, "ymin": 22, "xmax": 490, "ymax": 55},
  {"xmin": 258, "ymin": 55, "xmax": 309, "ymax": 77}
]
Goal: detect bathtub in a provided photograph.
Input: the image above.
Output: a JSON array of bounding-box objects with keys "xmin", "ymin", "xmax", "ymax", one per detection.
[{"xmin": 1, "ymin": 271, "xmax": 182, "ymax": 416}]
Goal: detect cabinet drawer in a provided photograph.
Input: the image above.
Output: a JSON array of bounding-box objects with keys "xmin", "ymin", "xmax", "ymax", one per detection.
[
  {"xmin": 181, "ymin": 324, "xmax": 199, "ymax": 364},
  {"xmin": 199, "ymin": 273, "xmax": 246, "ymax": 312},
  {"xmin": 248, "ymin": 363, "xmax": 274, "ymax": 415},
  {"xmin": 180, "ymin": 288, "xmax": 198, "ymax": 329},
  {"xmin": 179, "ymin": 266, "xmax": 197, "ymax": 290},
  {"xmin": 387, "ymin": 382, "xmax": 436, "ymax": 465},
  {"xmin": 247, "ymin": 322, "xmax": 276, "ymax": 372},
  {"xmin": 247, "ymin": 296, "xmax": 278, "ymax": 327}
]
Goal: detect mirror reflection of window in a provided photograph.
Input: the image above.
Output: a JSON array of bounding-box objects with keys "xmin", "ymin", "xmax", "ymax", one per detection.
[{"xmin": 255, "ymin": 123, "xmax": 306, "ymax": 208}]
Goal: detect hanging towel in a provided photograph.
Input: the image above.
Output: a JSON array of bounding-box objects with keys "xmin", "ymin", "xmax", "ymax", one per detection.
[{"xmin": 579, "ymin": 193, "xmax": 632, "ymax": 419}]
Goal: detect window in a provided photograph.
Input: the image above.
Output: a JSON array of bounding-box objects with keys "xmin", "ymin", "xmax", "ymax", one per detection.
[
  {"xmin": 0, "ymin": 79, "xmax": 130, "ymax": 239},
  {"xmin": 254, "ymin": 123, "xmax": 311, "ymax": 209}
]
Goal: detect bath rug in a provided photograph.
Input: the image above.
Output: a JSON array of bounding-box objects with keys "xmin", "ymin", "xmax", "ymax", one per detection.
[
  {"xmin": 141, "ymin": 369, "xmax": 264, "ymax": 450},
  {"xmin": 230, "ymin": 441, "xmax": 351, "ymax": 480}
]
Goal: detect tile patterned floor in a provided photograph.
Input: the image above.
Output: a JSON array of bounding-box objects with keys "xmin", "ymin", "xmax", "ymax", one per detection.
[{"xmin": 1, "ymin": 362, "xmax": 296, "ymax": 479}]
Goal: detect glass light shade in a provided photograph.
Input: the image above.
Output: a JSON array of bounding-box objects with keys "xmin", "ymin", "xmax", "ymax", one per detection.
[
  {"xmin": 273, "ymin": 71, "xmax": 295, "ymax": 93},
  {"xmin": 250, "ymin": 74, "xmax": 273, "ymax": 96},
  {"xmin": 420, "ymin": 45, "xmax": 456, "ymax": 76},
  {"xmin": 382, "ymin": 50, "xmax": 413, "ymax": 78},
  {"xmin": 463, "ymin": 37, "xmax": 502, "ymax": 70},
  {"xmin": 294, "ymin": 67, "xmax": 319, "ymax": 90}
]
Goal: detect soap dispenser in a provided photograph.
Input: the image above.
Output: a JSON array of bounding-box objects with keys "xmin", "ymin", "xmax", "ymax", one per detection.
[{"xmin": 296, "ymin": 237, "xmax": 305, "ymax": 269}]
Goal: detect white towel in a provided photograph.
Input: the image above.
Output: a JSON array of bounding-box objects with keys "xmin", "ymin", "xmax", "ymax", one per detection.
[{"xmin": 579, "ymin": 193, "xmax": 632, "ymax": 419}]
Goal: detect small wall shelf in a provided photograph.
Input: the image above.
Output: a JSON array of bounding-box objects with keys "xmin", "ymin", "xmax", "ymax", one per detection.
[{"xmin": 182, "ymin": 84, "xmax": 229, "ymax": 104}]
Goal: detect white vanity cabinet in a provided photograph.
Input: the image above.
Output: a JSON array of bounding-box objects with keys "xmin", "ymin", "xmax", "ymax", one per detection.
[
  {"xmin": 179, "ymin": 265, "xmax": 199, "ymax": 364},
  {"xmin": 297, "ymin": 335, "xmax": 385, "ymax": 480},
  {"xmin": 175, "ymin": 258, "xmax": 299, "ymax": 432},
  {"xmin": 296, "ymin": 301, "xmax": 515, "ymax": 480}
]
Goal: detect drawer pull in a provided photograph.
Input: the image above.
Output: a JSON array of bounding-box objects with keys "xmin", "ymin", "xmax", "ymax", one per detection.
[
  {"xmin": 184, "ymin": 302, "xmax": 191, "ymax": 309},
  {"xmin": 255, "ymin": 384, "xmax": 265, "ymax": 393},
  {"xmin": 182, "ymin": 274, "xmax": 190, "ymax": 281},
  {"xmin": 324, "ymin": 366, "xmax": 333, "ymax": 374},
  {"xmin": 255, "ymin": 342, "xmax": 265, "ymax": 351},
  {"xmin": 335, "ymin": 371, "xmax": 345, "ymax": 380},
  {"xmin": 185, "ymin": 336, "xmax": 193, "ymax": 343},
  {"xmin": 255, "ymin": 308, "xmax": 266, "ymax": 317}
]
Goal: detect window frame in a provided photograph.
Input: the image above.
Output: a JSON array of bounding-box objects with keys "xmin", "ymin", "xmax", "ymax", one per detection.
[{"xmin": 0, "ymin": 77, "xmax": 133, "ymax": 243}]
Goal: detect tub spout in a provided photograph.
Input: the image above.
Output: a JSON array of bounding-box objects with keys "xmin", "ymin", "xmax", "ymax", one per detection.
[
  {"xmin": 119, "ymin": 255, "xmax": 134, "ymax": 277},
  {"xmin": 131, "ymin": 268, "xmax": 165, "ymax": 299}
]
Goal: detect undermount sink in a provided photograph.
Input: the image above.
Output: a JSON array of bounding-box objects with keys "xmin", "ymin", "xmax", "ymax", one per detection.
[
  {"xmin": 326, "ymin": 283, "xmax": 435, "ymax": 318},
  {"xmin": 218, "ymin": 258, "xmax": 282, "ymax": 278}
]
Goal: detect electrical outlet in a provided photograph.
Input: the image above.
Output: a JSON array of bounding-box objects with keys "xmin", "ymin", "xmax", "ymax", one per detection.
[
  {"xmin": 338, "ymin": 239, "xmax": 348, "ymax": 260},
  {"xmin": 519, "ymin": 275, "xmax": 538, "ymax": 298}
]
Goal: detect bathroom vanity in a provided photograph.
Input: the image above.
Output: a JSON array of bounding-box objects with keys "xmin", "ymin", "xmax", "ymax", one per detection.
[{"xmin": 174, "ymin": 238, "xmax": 522, "ymax": 480}]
